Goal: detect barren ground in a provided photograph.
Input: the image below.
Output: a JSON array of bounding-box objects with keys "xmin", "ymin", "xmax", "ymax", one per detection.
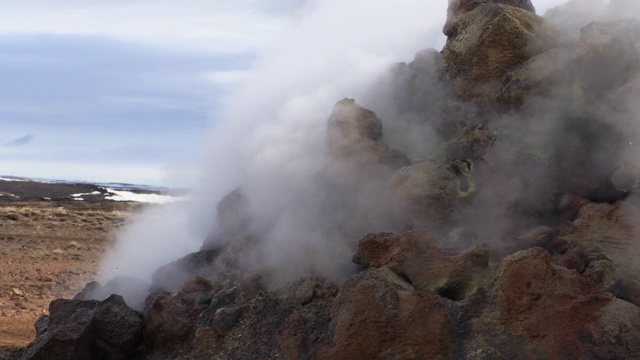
[{"xmin": 0, "ymin": 200, "xmax": 145, "ymax": 353}]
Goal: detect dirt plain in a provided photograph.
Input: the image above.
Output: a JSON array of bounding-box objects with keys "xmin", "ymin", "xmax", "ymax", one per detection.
[{"xmin": 0, "ymin": 183, "xmax": 150, "ymax": 353}]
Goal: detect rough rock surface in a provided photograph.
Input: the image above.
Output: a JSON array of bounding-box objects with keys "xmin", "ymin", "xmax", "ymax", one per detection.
[
  {"xmin": 8, "ymin": 295, "xmax": 142, "ymax": 360},
  {"xmin": 326, "ymin": 98, "xmax": 408, "ymax": 181},
  {"xmin": 442, "ymin": 3, "xmax": 558, "ymax": 101}
]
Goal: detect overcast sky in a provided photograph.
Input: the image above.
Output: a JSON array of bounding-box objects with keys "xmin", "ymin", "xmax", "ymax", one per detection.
[{"xmin": 0, "ymin": 0, "xmax": 568, "ymax": 187}]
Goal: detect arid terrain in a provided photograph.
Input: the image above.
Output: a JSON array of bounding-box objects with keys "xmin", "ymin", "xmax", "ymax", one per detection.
[{"xmin": 0, "ymin": 182, "xmax": 150, "ymax": 353}]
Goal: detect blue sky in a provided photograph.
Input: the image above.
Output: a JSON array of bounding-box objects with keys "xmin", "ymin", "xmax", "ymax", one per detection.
[{"xmin": 0, "ymin": 1, "xmax": 306, "ymax": 187}]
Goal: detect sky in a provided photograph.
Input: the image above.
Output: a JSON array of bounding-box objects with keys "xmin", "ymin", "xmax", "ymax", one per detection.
[{"xmin": 0, "ymin": 0, "xmax": 568, "ymax": 187}]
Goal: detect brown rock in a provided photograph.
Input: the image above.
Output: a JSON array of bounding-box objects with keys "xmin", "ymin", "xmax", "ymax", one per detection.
[
  {"xmin": 442, "ymin": 3, "xmax": 559, "ymax": 101},
  {"xmin": 558, "ymin": 201, "xmax": 640, "ymax": 281},
  {"xmin": 444, "ymin": 0, "xmax": 536, "ymax": 37},
  {"xmin": 352, "ymin": 229, "xmax": 485, "ymax": 300},
  {"xmin": 465, "ymin": 247, "xmax": 640, "ymax": 359},
  {"xmin": 320, "ymin": 267, "xmax": 456, "ymax": 360}
]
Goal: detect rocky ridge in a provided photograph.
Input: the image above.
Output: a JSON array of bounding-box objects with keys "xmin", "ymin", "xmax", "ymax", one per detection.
[{"xmin": 6, "ymin": 0, "xmax": 640, "ymax": 359}]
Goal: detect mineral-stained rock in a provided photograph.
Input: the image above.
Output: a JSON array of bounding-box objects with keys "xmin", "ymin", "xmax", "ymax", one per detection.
[
  {"xmin": 466, "ymin": 247, "xmax": 640, "ymax": 359},
  {"xmin": 442, "ymin": 3, "xmax": 558, "ymax": 101},
  {"xmin": 319, "ymin": 267, "xmax": 457, "ymax": 360},
  {"xmin": 558, "ymin": 201, "xmax": 640, "ymax": 281},
  {"xmin": 18, "ymin": 294, "xmax": 142, "ymax": 360},
  {"xmin": 388, "ymin": 161, "xmax": 459, "ymax": 226},
  {"xmin": 326, "ymin": 99, "xmax": 408, "ymax": 181},
  {"xmin": 352, "ymin": 229, "xmax": 487, "ymax": 300},
  {"xmin": 444, "ymin": 0, "xmax": 536, "ymax": 37}
]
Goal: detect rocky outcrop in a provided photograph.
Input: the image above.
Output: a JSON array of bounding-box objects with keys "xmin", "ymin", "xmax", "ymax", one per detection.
[
  {"xmin": 320, "ymin": 267, "xmax": 457, "ymax": 359},
  {"xmin": 464, "ymin": 247, "xmax": 640, "ymax": 359},
  {"xmin": 352, "ymin": 229, "xmax": 488, "ymax": 299},
  {"xmin": 9, "ymin": 295, "xmax": 142, "ymax": 360},
  {"xmin": 442, "ymin": 2, "xmax": 559, "ymax": 101},
  {"xmin": 326, "ymin": 98, "xmax": 408, "ymax": 181}
]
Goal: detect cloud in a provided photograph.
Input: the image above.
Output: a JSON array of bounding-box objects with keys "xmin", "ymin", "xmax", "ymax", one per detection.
[{"xmin": 4, "ymin": 134, "xmax": 34, "ymax": 147}]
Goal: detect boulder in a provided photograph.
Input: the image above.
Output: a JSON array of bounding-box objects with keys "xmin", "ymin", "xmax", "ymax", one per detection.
[
  {"xmin": 352, "ymin": 229, "xmax": 488, "ymax": 300},
  {"xmin": 388, "ymin": 161, "xmax": 459, "ymax": 226},
  {"xmin": 319, "ymin": 267, "xmax": 457, "ymax": 359},
  {"xmin": 326, "ymin": 99, "xmax": 408, "ymax": 181},
  {"xmin": 202, "ymin": 188, "xmax": 252, "ymax": 249},
  {"xmin": 143, "ymin": 292, "xmax": 202, "ymax": 350},
  {"xmin": 557, "ymin": 201, "xmax": 640, "ymax": 280},
  {"xmin": 19, "ymin": 295, "xmax": 142, "ymax": 360},
  {"xmin": 442, "ymin": 3, "xmax": 559, "ymax": 101}
]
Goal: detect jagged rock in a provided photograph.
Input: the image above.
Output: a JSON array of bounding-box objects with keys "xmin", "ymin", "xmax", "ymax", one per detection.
[
  {"xmin": 558, "ymin": 201, "xmax": 640, "ymax": 281},
  {"xmin": 143, "ymin": 292, "xmax": 202, "ymax": 350},
  {"xmin": 34, "ymin": 315, "xmax": 48, "ymax": 338},
  {"xmin": 74, "ymin": 276, "xmax": 150, "ymax": 311},
  {"xmin": 319, "ymin": 267, "xmax": 457, "ymax": 359},
  {"xmin": 326, "ymin": 98, "xmax": 408, "ymax": 181},
  {"xmin": 571, "ymin": 19, "xmax": 640, "ymax": 96},
  {"xmin": 18, "ymin": 295, "xmax": 142, "ymax": 360},
  {"xmin": 444, "ymin": 0, "xmax": 536, "ymax": 37},
  {"xmin": 583, "ymin": 258, "xmax": 616, "ymax": 292},
  {"xmin": 555, "ymin": 246, "xmax": 589, "ymax": 273},
  {"xmin": 467, "ymin": 247, "xmax": 640, "ymax": 359},
  {"xmin": 202, "ymin": 189, "xmax": 252, "ymax": 249},
  {"xmin": 388, "ymin": 161, "xmax": 459, "ymax": 226},
  {"xmin": 352, "ymin": 229, "xmax": 487, "ymax": 300},
  {"xmin": 150, "ymin": 249, "xmax": 219, "ymax": 292},
  {"xmin": 442, "ymin": 3, "xmax": 558, "ymax": 101}
]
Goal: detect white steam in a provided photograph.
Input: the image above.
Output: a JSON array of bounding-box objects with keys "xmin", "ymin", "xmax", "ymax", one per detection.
[{"xmin": 100, "ymin": 0, "xmax": 576, "ymax": 285}]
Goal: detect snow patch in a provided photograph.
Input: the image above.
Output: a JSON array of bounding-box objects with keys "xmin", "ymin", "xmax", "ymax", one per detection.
[{"xmin": 104, "ymin": 188, "xmax": 186, "ymax": 204}]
